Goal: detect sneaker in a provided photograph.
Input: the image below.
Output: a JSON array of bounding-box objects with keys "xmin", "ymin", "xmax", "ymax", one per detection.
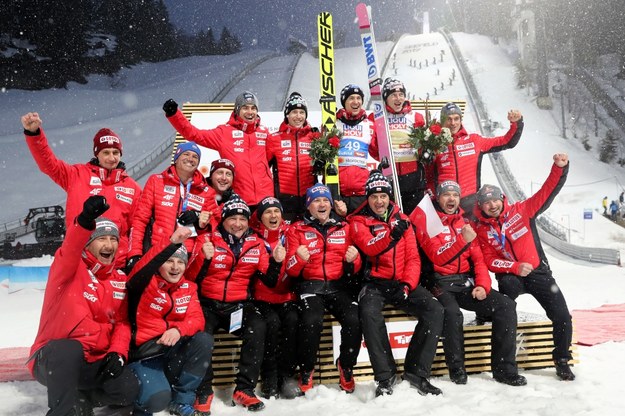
[
  {"xmin": 375, "ymin": 375, "xmax": 396, "ymax": 397},
  {"xmin": 280, "ymin": 375, "xmax": 301, "ymax": 399},
  {"xmin": 193, "ymin": 393, "xmax": 213, "ymax": 415},
  {"xmin": 336, "ymin": 360, "xmax": 355, "ymax": 393},
  {"xmin": 494, "ymin": 373, "xmax": 527, "ymax": 386},
  {"xmin": 402, "ymin": 373, "xmax": 443, "ymax": 396},
  {"xmin": 168, "ymin": 402, "xmax": 198, "ymax": 416},
  {"xmin": 298, "ymin": 370, "xmax": 315, "ymax": 394},
  {"xmin": 261, "ymin": 381, "xmax": 280, "ymax": 399},
  {"xmin": 232, "ymin": 389, "xmax": 265, "ymax": 411},
  {"xmin": 449, "ymin": 368, "xmax": 468, "ymax": 385},
  {"xmin": 555, "ymin": 359, "xmax": 576, "ymax": 381}
]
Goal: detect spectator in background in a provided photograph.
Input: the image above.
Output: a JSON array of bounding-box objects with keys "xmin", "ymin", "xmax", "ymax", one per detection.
[
  {"xmin": 28, "ymin": 196, "xmax": 139, "ymax": 416},
  {"xmin": 267, "ymin": 92, "xmax": 317, "ymax": 222},
  {"xmin": 475, "ymin": 153, "xmax": 575, "ymax": 382},
  {"xmin": 602, "ymin": 196, "xmax": 609, "ymax": 215},
  {"xmin": 610, "ymin": 200, "xmax": 619, "ymax": 221},
  {"xmin": 432, "ymin": 103, "xmax": 523, "ymax": 214},
  {"xmin": 619, "ymin": 190, "xmax": 624, "ymax": 205},
  {"xmin": 22, "ymin": 112, "xmax": 141, "ymax": 268},
  {"xmin": 163, "ymin": 92, "xmax": 273, "ymax": 211}
]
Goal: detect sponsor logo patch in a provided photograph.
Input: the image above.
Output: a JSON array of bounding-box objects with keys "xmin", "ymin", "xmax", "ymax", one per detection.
[{"xmin": 164, "ymin": 185, "xmax": 176, "ymax": 194}]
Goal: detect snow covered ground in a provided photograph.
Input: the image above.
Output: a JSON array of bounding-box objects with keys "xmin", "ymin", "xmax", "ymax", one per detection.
[{"xmin": 0, "ymin": 29, "xmax": 624, "ymax": 415}]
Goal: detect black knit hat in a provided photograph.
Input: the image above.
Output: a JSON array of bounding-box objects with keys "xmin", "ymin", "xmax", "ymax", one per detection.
[
  {"xmin": 256, "ymin": 196, "xmax": 283, "ymax": 220},
  {"xmin": 284, "ymin": 92, "xmax": 308, "ymax": 120},
  {"xmin": 234, "ymin": 91, "xmax": 259, "ymax": 114},
  {"xmin": 340, "ymin": 84, "xmax": 365, "ymax": 108},
  {"xmin": 221, "ymin": 193, "xmax": 251, "ymax": 220},
  {"xmin": 365, "ymin": 170, "xmax": 393, "ymax": 197},
  {"xmin": 382, "ymin": 78, "xmax": 406, "ymax": 102},
  {"xmin": 477, "ymin": 184, "xmax": 504, "ymax": 205}
]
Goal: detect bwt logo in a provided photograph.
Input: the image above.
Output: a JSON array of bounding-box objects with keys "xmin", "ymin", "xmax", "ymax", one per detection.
[{"xmin": 362, "ymin": 36, "xmax": 377, "ymax": 77}]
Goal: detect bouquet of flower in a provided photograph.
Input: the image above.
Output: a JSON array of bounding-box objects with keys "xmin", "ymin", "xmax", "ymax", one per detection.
[
  {"xmin": 309, "ymin": 126, "xmax": 342, "ymax": 175},
  {"xmin": 407, "ymin": 119, "xmax": 453, "ymax": 164}
]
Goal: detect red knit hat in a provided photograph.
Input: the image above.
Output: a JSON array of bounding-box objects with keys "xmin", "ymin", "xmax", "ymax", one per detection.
[
  {"xmin": 209, "ymin": 158, "xmax": 235, "ymax": 177},
  {"xmin": 93, "ymin": 128, "xmax": 122, "ymax": 157}
]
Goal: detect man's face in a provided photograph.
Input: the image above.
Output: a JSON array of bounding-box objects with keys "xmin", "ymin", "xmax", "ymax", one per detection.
[
  {"xmin": 86, "ymin": 235, "xmax": 119, "ymax": 265},
  {"xmin": 367, "ymin": 192, "xmax": 390, "ymax": 216},
  {"xmin": 261, "ymin": 207, "xmax": 282, "ymax": 231},
  {"xmin": 386, "ymin": 91, "xmax": 405, "ymax": 113},
  {"xmin": 286, "ymin": 109, "xmax": 306, "ymax": 128},
  {"xmin": 174, "ymin": 151, "xmax": 199, "ymax": 177},
  {"xmin": 481, "ymin": 199, "xmax": 504, "ymax": 218},
  {"xmin": 238, "ymin": 104, "xmax": 258, "ymax": 123},
  {"xmin": 97, "ymin": 148, "xmax": 121, "ymax": 171},
  {"xmin": 308, "ymin": 197, "xmax": 332, "ymax": 223},
  {"xmin": 344, "ymin": 94, "xmax": 363, "ymax": 115},
  {"xmin": 210, "ymin": 168, "xmax": 233, "ymax": 193},
  {"xmin": 438, "ymin": 191, "xmax": 460, "ymax": 214},
  {"xmin": 222, "ymin": 215, "xmax": 249, "ymax": 238},
  {"xmin": 444, "ymin": 114, "xmax": 462, "ymax": 135},
  {"xmin": 158, "ymin": 257, "xmax": 186, "ymax": 284}
]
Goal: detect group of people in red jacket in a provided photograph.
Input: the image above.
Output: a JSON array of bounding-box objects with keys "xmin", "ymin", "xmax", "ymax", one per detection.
[{"xmin": 21, "ymin": 77, "xmax": 575, "ymax": 416}]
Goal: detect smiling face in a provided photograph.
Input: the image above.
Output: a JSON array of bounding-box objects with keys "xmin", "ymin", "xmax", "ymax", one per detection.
[
  {"xmin": 97, "ymin": 148, "xmax": 121, "ymax": 171},
  {"xmin": 86, "ymin": 235, "xmax": 119, "ymax": 265},
  {"xmin": 367, "ymin": 192, "xmax": 390, "ymax": 217},
  {"xmin": 260, "ymin": 207, "xmax": 282, "ymax": 231},
  {"xmin": 222, "ymin": 214, "xmax": 249, "ymax": 238},
  {"xmin": 174, "ymin": 150, "xmax": 199, "ymax": 177},
  {"xmin": 481, "ymin": 199, "xmax": 504, "ymax": 218},
  {"xmin": 386, "ymin": 91, "xmax": 406, "ymax": 113},
  {"xmin": 238, "ymin": 104, "xmax": 258, "ymax": 123},
  {"xmin": 286, "ymin": 108, "xmax": 306, "ymax": 128},
  {"xmin": 444, "ymin": 114, "xmax": 462, "ymax": 135},
  {"xmin": 438, "ymin": 191, "xmax": 460, "ymax": 214},
  {"xmin": 158, "ymin": 257, "xmax": 187, "ymax": 284},
  {"xmin": 344, "ymin": 94, "xmax": 363, "ymax": 115},
  {"xmin": 308, "ymin": 197, "xmax": 332, "ymax": 224},
  {"xmin": 210, "ymin": 168, "xmax": 233, "ymax": 193}
]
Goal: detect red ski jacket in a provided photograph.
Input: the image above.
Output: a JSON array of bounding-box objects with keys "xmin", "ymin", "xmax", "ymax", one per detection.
[
  {"xmin": 250, "ymin": 217, "xmax": 294, "ymax": 304},
  {"xmin": 285, "ymin": 215, "xmax": 361, "ymax": 288},
  {"xmin": 432, "ymin": 120, "xmax": 523, "ymax": 195},
  {"xmin": 266, "ymin": 121, "xmax": 316, "ymax": 200},
  {"xmin": 129, "ymin": 165, "xmax": 211, "ymax": 262},
  {"xmin": 475, "ymin": 163, "xmax": 568, "ymax": 275},
  {"xmin": 126, "ymin": 237, "xmax": 205, "ymax": 347},
  {"xmin": 411, "ymin": 205, "xmax": 491, "ymax": 293},
  {"xmin": 348, "ymin": 202, "xmax": 420, "ymax": 290},
  {"xmin": 167, "ymin": 110, "xmax": 273, "ymax": 206},
  {"xmin": 28, "ymin": 222, "xmax": 131, "ymax": 374},
  {"xmin": 336, "ymin": 109, "xmax": 377, "ymax": 196},
  {"xmin": 25, "ymin": 128, "xmax": 141, "ymax": 265}
]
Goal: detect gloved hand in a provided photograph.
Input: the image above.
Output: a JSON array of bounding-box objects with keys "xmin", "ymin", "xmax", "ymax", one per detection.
[
  {"xmin": 312, "ymin": 160, "xmax": 326, "ymax": 175},
  {"xmin": 77, "ymin": 196, "xmax": 109, "ymax": 229},
  {"xmin": 178, "ymin": 210, "xmax": 199, "ymax": 226},
  {"xmin": 163, "ymin": 99, "xmax": 178, "ymax": 117},
  {"xmin": 98, "ymin": 352, "xmax": 125, "ymax": 381},
  {"xmin": 389, "ymin": 282, "xmax": 411, "ymax": 304},
  {"xmin": 390, "ymin": 219, "xmax": 410, "ymax": 241},
  {"xmin": 125, "ymin": 255, "xmax": 141, "ymax": 274},
  {"xmin": 220, "ymin": 188, "xmax": 233, "ymax": 203}
]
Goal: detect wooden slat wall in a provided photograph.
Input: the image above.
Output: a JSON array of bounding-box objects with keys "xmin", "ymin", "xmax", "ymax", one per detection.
[{"xmin": 209, "ymin": 307, "xmax": 577, "ymax": 387}]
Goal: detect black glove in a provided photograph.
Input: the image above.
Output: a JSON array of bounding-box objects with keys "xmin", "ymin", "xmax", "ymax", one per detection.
[
  {"xmin": 220, "ymin": 188, "xmax": 233, "ymax": 203},
  {"xmin": 390, "ymin": 219, "xmax": 410, "ymax": 241},
  {"xmin": 125, "ymin": 255, "xmax": 141, "ymax": 274},
  {"xmin": 163, "ymin": 98, "xmax": 178, "ymax": 117},
  {"xmin": 389, "ymin": 282, "xmax": 411, "ymax": 304},
  {"xmin": 77, "ymin": 195, "xmax": 109, "ymax": 229},
  {"xmin": 312, "ymin": 160, "xmax": 326, "ymax": 175},
  {"xmin": 98, "ymin": 352, "xmax": 124, "ymax": 381},
  {"xmin": 178, "ymin": 210, "xmax": 199, "ymax": 226}
]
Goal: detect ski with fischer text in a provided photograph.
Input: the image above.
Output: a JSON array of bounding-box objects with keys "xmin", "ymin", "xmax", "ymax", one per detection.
[{"xmin": 317, "ymin": 11, "xmax": 340, "ymax": 201}]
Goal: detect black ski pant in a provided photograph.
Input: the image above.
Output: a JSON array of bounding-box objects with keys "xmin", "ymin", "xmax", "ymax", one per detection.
[
  {"xmin": 297, "ymin": 291, "xmax": 361, "ymax": 373},
  {"xmin": 435, "ymin": 286, "xmax": 519, "ymax": 378},
  {"xmin": 198, "ymin": 300, "xmax": 266, "ymax": 394},
  {"xmin": 359, "ymin": 281, "xmax": 444, "ymax": 382},
  {"xmin": 255, "ymin": 301, "xmax": 299, "ymax": 384},
  {"xmin": 496, "ymin": 266, "xmax": 573, "ymax": 361},
  {"xmin": 33, "ymin": 339, "xmax": 139, "ymax": 416}
]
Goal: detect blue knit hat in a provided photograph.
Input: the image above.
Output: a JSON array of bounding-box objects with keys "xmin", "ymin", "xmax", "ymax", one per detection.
[
  {"xmin": 173, "ymin": 141, "xmax": 201, "ymax": 163},
  {"xmin": 306, "ymin": 183, "xmax": 333, "ymax": 208}
]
